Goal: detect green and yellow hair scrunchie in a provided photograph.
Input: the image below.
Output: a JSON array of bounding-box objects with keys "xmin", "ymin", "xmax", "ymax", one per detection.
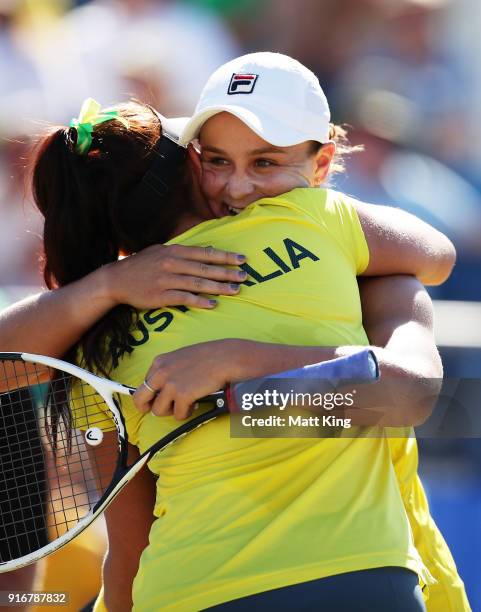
[{"xmin": 69, "ymin": 98, "xmax": 129, "ymax": 155}]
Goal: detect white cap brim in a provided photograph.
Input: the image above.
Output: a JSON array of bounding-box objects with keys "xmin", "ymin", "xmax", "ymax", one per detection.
[
  {"xmin": 154, "ymin": 113, "xmax": 190, "ymax": 145},
  {"xmin": 179, "ymin": 104, "xmax": 327, "ymax": 148}
]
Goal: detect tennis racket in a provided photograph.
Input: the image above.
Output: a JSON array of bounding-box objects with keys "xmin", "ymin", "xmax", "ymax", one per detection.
[{"xmin": 0, "ymin": 349, "xmax": 378, "ymax": 572}]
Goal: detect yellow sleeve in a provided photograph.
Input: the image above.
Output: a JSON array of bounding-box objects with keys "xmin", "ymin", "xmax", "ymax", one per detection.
[
  {"xmin": 325, "ymin": 190, "xmax": 370, "ymax": 274},
  {"xmin": 279, "ymin": 188, "xmax": 369, "ymax": 274}
]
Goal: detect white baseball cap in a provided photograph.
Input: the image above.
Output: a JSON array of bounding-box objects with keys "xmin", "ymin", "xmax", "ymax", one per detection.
[{"xmin": 179, "ymin": 52, "xmax": 331, "ymax": 147}]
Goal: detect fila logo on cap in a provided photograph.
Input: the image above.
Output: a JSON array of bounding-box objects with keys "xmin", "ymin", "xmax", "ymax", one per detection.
[{"xmin": 228, "ymin": 73, "xmax": 258, "ymax": 95}]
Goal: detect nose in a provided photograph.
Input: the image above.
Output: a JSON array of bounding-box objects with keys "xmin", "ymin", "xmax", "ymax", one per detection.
[{"xmin": 225, "ymin": 170, "xmax": 256, "ymax": 202}]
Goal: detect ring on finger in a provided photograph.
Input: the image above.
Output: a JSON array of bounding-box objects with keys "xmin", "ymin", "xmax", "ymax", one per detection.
[{"xmin": 143, "ymin": 379, "xmax": 157, "ymax": 394}]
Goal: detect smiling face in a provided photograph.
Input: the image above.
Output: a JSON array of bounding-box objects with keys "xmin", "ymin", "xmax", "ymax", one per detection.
[{"xmin": 197, "ymin": 112, "xmax": 335, "ymax": 218}]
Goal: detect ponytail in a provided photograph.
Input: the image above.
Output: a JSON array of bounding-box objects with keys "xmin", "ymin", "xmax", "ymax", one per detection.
[
  {"xmin": 33, "ymin": 128, "xmax": 119, "ymax": 289},
  {"xmin": 30, "ymin": 102, "xmax": 190, "ymax": 375}
]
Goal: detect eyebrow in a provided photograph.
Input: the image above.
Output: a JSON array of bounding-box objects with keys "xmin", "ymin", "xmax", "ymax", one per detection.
[
  {"xmin": 250, "ymin": 146, "xmax": 288, "ymax": 156},
  {"xmin": 201, "ymin": 145, "xmax": 288, "ymax": 156}
]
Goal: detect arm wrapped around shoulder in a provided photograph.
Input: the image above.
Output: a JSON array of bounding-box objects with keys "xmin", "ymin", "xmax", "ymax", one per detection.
[{"xmin": 353, "ymin": 200, "xmax": 456, "ymax": 286}]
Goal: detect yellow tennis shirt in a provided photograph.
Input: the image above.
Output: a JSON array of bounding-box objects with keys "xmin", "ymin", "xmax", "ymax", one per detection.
[{"xmin": 102, "ymin": 188, "xmax": 433, "ymax": 611}]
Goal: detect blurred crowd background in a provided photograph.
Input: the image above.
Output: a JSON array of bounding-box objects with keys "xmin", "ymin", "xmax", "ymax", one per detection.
[{"xmin": 0, "ymin": 0, "xmax": 480, "ymax": 607}]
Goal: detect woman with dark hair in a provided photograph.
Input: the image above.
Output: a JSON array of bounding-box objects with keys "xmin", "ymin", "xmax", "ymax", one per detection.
[
  {"xmin": 29, "ymin": 99, "xmax": 249, "ymax": 377},
  {"xmin": 0, "ymin": 88, "xmax": 468, "ymax": 611}
]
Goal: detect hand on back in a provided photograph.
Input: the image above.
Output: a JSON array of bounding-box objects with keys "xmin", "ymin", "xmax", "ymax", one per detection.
[{"xmin": 104, "ymin": 244, "xmax": 247, "ymax": 310}]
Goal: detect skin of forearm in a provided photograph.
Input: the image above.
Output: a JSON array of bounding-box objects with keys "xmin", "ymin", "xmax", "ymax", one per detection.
[
  {"xmin": 0, "ymin": 267, "xmax": 115, "ymax": 356},
  {"xmin": 102, "ymin": 552, "xmax": 134, "ymax": 612},
  {"xmin": 228, "ymin": 333, "xmax": 440, "ymax": 380},
  {"xmin": 342, "ymin": 344, "xmax": 441, "ymax": 427},
  {"xmin": 226, "ymin": 338, "xmax": 439, "ymax": 427},
  {"xmin": 0, "ymin": 565, "xmax": 36, "ymax": 609},
  {"xmin": 227, "ymin": 341, "xmax": 339, "ymax": 381},
  {"xmin": 101, "ymin": 441, "xmax": 156, "ymax": 612},
  {"xmin": 102, "ymin": 516, "xmax": 154, "ymax": 611}
]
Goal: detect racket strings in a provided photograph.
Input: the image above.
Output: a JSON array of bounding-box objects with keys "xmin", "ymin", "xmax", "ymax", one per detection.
[{"xmin": 0, "ymin": 358, "xmax": 119, "ymax": 563}]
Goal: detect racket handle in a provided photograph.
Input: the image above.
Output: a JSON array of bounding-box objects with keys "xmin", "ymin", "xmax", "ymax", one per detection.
[
  {"xmin": 198, "ymin": 350, "xmax": 379, "ymax": 413},
  {"xmin": 267, "ymin": 349, "xmax": 379, "ymax": 380},
  {"xmin": 226, "ymin": 349, "xmax": 379, "ymax": 413}
]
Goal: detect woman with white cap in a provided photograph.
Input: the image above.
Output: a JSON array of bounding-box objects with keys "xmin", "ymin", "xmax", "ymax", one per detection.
[{"xmin": 134, "ymin": 51, "xmax": 469, "ymax": 612}]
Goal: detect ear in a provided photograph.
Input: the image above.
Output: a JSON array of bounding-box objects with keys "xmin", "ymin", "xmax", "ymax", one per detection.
[
  {"xmin": 186, "ymin": 143, "xmax": 202, "ymax": 182},
  {"xmin": 313, "ymin": 142, "xmax": 336, "ymax": 186}
]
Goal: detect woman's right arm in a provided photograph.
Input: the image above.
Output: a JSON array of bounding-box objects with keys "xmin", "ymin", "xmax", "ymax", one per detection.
[
  {"xmin": 102, "ymin": 441, "xmax": 156, "ymax": 612},
  {"xmin": 355, "ymin": 201, "xmax": 456, "ymax": 285},
  {"xmin": 0, "ymin": 245, "xmax": 247, "ymax": 356}
]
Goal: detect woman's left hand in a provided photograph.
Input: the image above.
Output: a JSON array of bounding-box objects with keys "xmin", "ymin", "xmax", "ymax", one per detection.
[{"xmin": 133, "ymin": 340, "xmax": 243, "ymax": 420}]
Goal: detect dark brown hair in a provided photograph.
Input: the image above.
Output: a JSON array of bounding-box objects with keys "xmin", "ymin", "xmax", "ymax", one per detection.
[{"xmin": 31, "ymin": 101, "xmax": 191, "ymax": 375}]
